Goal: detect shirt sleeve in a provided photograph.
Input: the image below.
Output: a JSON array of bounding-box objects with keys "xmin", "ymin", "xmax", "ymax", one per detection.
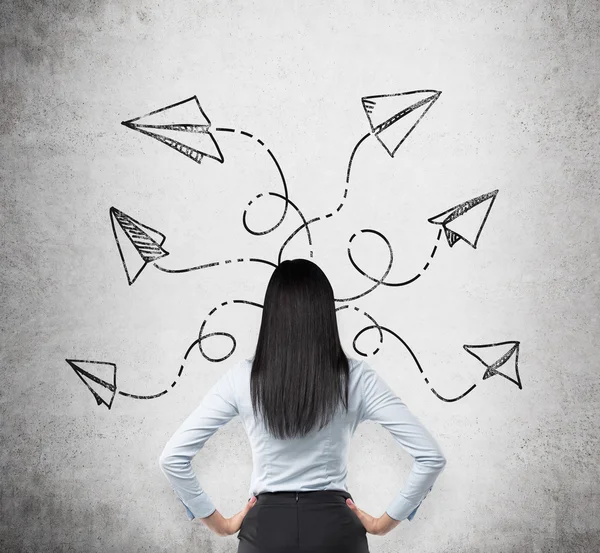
[
  {"xmin": 358, "ymin": 361, "xmax": 447, "ymax": 522},
  {"xmin": 158, "ymin": 364, "xmax": 240, "ymax": 520}
]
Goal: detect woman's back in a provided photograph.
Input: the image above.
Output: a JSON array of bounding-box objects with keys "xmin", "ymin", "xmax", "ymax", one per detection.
[
  {"xmin": 237, "ymin": 356, "xmax": 363, "ymax": 493},
  {"xmin": 160, "ymin": 354, "xmax": 446, "ymax": 525},
  {"xmin": 235, "ymin": 356, "xmax": 446, "ymax": 521},
  {"xmin": 159, "ymin": 259, "xmax": 446, "ymax": 551}
]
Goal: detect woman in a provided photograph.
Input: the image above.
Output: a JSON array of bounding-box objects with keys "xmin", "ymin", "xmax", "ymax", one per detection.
[{"xmin": 159, "ymin": 258, "xmax": 447, "ymax": 552}]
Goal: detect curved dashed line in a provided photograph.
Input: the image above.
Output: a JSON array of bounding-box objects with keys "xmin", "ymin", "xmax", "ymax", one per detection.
[
  {"xmin": 117, "ymin": 301, "xmax": 475, "ymax": 403},
  {"xmin": 335, "ymin": 227, "xmax": 443, "ymax": 302},
  {"xmin": 194, "ymin": 304, "xmax": 476, "ymax": 403},
  {"xmin": 117, "ymin": 337, "xmax": 202, "ymax": 399},
  {"xmin": 154, "ymin": 257, "xmax": 277, "ymax": 273},
  {"xmin": 193, "ymin": 297, "xmax": 466, "ymax": 405},
  {"xmin": 277, "ymin": 133, "xmax": 371, "ymax": 261},
  {"xmin": 152, "ymin": 128, "xmax": 443, "ymax": 296},
  {"xmin": 215, "ymin": 127, "xmax": 296, "ymax": 238},
  {"xmin": 354, "ymin": 324, "xmax": 478, "ymax": 403},
  {"xmin": 153, "ymin": 127, "xmax": 316, "ymax": 269},
  {"xmin": 195, "ymin": 299, "xmax": 386, "ymax": 362}
]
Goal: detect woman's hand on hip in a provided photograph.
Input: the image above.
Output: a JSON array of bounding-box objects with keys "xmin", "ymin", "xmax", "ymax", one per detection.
[
  {"xmin": 201, "ymin": 496, "xmax": 257, "ymax": 536},
  {"xmin": 345, "ymin": 498, "xmax": 401, "ymax": 536}
]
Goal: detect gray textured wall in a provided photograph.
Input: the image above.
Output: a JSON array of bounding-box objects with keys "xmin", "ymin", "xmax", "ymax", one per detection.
[{"xmin": 1, "ymin": 1, "xmax": 599, "ymax": 552}]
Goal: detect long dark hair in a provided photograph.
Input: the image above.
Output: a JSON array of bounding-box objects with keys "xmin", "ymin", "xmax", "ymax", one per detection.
[{"xmin": 250, "ymin": 258, "xmax": 350, "ymax": 439}]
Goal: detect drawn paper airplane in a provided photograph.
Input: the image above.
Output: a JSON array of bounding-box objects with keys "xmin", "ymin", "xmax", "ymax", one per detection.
[
  {"xmin": 110, "ymin": 207, "xmax": 169, "ymax": 285},
  {"xmin": 65, "ymin": 338, "xmax": 199, "ymax": 409},
  {"xmin": 66, "ymin": 359, "xmax": 117, "ymax": 409},
  {"xmin": 362, "ymin": 90, "xmax": 441, "ymax": 157},
  {"xmin": 463, "ymin": 341, "xmax": 522, "ymax": 389},
  {"xmin": 122, "ymin": 96, "xmax": 224, "ymax": 164},
  {"xmin": 428, "ymin": 189, "xmax": 499, "ymax": 248}
]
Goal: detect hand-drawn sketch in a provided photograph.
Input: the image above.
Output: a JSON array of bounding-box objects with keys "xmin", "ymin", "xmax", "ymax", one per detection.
[
  {"xmin": 428, "ymin": 189, "xmax": 499, "ymax": 248},
  {"xmin": 352, "ymin": 323, "xmax": 521, "ymax": 403},
  {"xmin": 122, "ymin": 96, "xmax": 224, "ymax": 164},
  {"xmin": 110, "ymin": 207, "xmax": 169, "ymax": 285},
  {"xmin": 66, "ymin": 334, "xmax": 201, "ymax": 408},
  {"xmin": 67, "ymin": 303, "xmax": 521, "ymax": 409},
  {"xmin": 67, "ymin": 88, "xmax": 522, "ymax": 410},
  {"xmin": 463, "ymin": 341, "xmax": 522, "ymax": 389},
  {"xmin": 362, "ymin": 90, "xmax": 441, "ymax": 158},
  {"xmin": 66, "ymin": 360, "xmax": 117, "ymax": 409},
  {"xmin": 213, "ymin": 127, "xmax": 291, "ymax": 236}
]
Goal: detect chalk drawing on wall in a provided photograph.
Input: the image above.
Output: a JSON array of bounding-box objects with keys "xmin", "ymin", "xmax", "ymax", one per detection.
[
  {"xmin": 463, "ymin": 341, "xmax": 522, "ymax": 389},
  {"xmin": 66, "ymin": 334, "xmax": 203, "ymax": 408},
  {"xmin": 362, "ymin": 89, "xmax": 441, "ymax": 158},
  {"xmin": 122, "ymin": 96, "xmax": 224, "ymax": 164},
  {"xmin": 336, "ymin": 185, "xmax": 499, "ymax": 300},
  {"xmin": 66, "ymin": 302, "xmax": 521, "ymax": 410},
  {"xmin": 428, "ymin": 189, "xmax": 499, "ymax": 249},
  {"xmin": 66, "ymin": 360, "xmax": 117, "ymax": 409},
  {"xmin": 111, "ymin": 204, "xmax": 279, "ymax": 281},
  {"xmin": 210, "ymin": 127, "xmax": 293, "ymax": 237},
  {"xmin": 67, "ymin": 89, "xmax": 522, "ymax": 410},
  {"xmin": 110, "ymin": 207, "xmax": 169, "ymax": 285}
]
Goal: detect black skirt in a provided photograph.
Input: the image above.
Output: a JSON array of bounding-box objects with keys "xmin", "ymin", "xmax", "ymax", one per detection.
[{"xmin": 237, "ymin": 489, "xmax": 370, "ymax": 553}]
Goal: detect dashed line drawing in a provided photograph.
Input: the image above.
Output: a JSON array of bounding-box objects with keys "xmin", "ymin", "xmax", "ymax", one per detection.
[
  {"xmin": 68, "ymin": 88, "xmax": 522, "ymax": 410},
  {"xmin": 213, "ymin": 128, "xmax": 293, "ymax": 237},
  {"xmin": 352, "ymin": 323, "xmax": 478, "ymax": 402},
  {"xmin": 154, "ymin": 256, "xmax": 278, "ymax": 274},
  {"xmin": 337, "ymin": 227, "xmax": 444, "ymax": 302},
  {"xmin": 113, "ymin": 92, "xmax": 464, "ymax": 290},
  {"xmin": 66, "ymin": 337, "xmax": 200, "ymax": 409},
  {"xmin": 122, "ymin": 96, "xmax": 224, "ymax": 164},
  {"xmin": 111, "ymin": 182, "xmax": 498, "ymax": 289},
  {"xmin": 67, "ymin": 302, "xmax": 517, "ymax": 410},
  {"xmin": 326, "ymin": 90, "xmax": 441, "ymax": 220}
]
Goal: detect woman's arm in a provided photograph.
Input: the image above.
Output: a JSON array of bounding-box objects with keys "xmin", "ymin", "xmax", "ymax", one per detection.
[
  {"xmin": 359, "ymin": 361, "xmax": 447, "ymax": 522},
  {"xmin": 158, "ymin": 365, "xmax": 240, "ymax": 520}
]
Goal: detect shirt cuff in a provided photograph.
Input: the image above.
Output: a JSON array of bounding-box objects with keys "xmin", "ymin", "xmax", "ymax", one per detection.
[
  {"xmin": 385, "ymin": 485, "xmax": 433, "ymax": 522},
  {"xmin": 173, "ymin": 490, "xmax": 217, "ymax": 520}
]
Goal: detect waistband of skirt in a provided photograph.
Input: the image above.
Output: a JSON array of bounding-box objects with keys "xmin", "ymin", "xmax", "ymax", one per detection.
[{"xmin": 255, "ymin": 489, "xmax": 352, "ymax": 504}]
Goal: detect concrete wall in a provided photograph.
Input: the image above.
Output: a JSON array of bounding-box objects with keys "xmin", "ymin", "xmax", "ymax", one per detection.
[{"xmin": 1, "ymin": 1, "xmax": 599, "ymax": 551}]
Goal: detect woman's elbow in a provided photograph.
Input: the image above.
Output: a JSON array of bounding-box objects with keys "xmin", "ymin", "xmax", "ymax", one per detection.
[
  {"xmin": 421, "ymin": 450, "xmax": 447, "ymax": 471},
  {"xmin": 158, "ymin": 447, "xmax": 174, "ymax": 473},
  {"xmin": 159, "ymin": 446, "xmax": 190, "ymax": 475},
  {"xmin": 434, "ymin": 452, "xmax": 447, "ymax": 470}
]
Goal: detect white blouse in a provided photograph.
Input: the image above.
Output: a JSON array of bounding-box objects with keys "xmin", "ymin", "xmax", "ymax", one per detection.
[{"xmin": 159, "ymin": 357, "xmax": 447, "ymax": 521}]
